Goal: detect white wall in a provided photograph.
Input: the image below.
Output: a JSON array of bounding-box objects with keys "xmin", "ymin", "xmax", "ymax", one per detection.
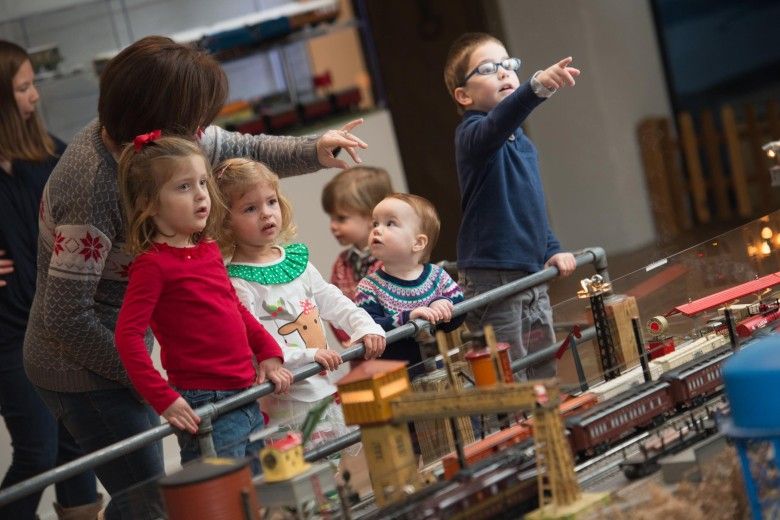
[{"xmin": 497, "ymin": 0, "xmax": 673, "ymax": 253}]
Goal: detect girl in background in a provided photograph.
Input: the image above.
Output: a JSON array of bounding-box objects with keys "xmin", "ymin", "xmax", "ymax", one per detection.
[
  {"xmin": 216, "ymin": 158, "xmax": 385, "ymax": 447},
  {"xmin": 0, "ymin": 40, "xmax": 99, "ymax": 519},
  {"xmin": 115, "ymin": 135, "xmax": 292, "ymax": 465}
]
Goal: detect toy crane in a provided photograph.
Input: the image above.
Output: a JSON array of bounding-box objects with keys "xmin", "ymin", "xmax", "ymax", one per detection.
[
  {"xmin": 336, "ymin": 325, "xmax": 608, "ymax": 518},
  {"xmin": 578, "ymin": 274, "xmax": 621, "ymax": 380}
]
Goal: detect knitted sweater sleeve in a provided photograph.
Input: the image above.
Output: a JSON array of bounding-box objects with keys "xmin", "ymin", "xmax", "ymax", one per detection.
[
  {"xmin": 355, "ymin": 277, "xmax": 397, "ymax": 331},
  {"xmin": 544, "ymin": 228, "xmax": 562, "ymax": 261},
  {"xmin": 432, "ymin": 267, "xmax": 466, "ymax": 333},
  {"xmin": 199, "ymin": 126, "xmax": 321, "ymax": 178},
  {"xmin": 41, "ymin": 176, "xmax": 131, "ymax": 386}
]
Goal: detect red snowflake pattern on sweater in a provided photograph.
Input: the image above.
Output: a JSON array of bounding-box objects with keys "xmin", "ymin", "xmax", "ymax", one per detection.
[
  {"xmin": 53, "ymin": 232, "xmax": 65, "ymax": 256},
  {"xmin": 118, "ymin": 262, "xmax": 132, "ymax": 279},
  {"xmin": 79, "ymin": 232, "xmax": 105, "ymax": 262}
]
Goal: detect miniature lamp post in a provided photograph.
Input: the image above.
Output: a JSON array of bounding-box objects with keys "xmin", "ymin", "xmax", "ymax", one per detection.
[
  {"xmin": 578, "ymin": 275, "xmax": 621, "ymax": 380},
  {"xmin": 721, "ymin": 335, "xmax": 780, "ymax": 519}
]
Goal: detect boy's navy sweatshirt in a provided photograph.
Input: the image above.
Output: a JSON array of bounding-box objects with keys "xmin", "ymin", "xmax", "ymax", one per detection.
[{"xmin": 455, "ymin": 81, "xmax": 560, "ymax": 272}]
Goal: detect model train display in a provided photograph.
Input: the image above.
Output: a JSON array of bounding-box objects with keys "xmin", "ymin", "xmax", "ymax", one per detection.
[
  {"xmin": 567, "ymin": 348, "xmax": 730, "ymax": 458},
  {"xmin": 434, "ymin": 274, "xmax": 780, "ymax": 499},
  {"xmin": 242, "ymin": 264, "xmax": 780, "ymax": 519}
]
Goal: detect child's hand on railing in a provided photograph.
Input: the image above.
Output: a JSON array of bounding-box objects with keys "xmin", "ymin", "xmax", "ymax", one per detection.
[
  {"xmin": 545, "ymin": 252, "xmax": 577, "ymax": 277},
  {"xmin": 315, "ymin": 349, "xmax": 343, "ymax": 371},
  {"xmin": 430, "ymin": 299, "xmax": 454, "ymax": 322},
  {"xmin": 361, "ymin": 334, "xmax": 386, "ymax": 359},
  {"xmin": 162, "ymin": 397, "xmax": 201, "ymax": 434},
  {"xmin": 257, "ymin": 357, "xmax": 294, "ymax": 394},
  {"xmin": 410, "ymin": 306, "xmax": 439, "ymax": 324}
]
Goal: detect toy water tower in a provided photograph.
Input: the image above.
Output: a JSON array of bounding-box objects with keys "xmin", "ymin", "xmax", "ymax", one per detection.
[{"xmin": 721, "ymin": 335, "xmax": 780, "ymax": 519}]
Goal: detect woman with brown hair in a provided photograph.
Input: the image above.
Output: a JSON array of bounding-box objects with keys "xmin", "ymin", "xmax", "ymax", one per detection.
[
  {"xmin": 23, "ymin": 35, "xmax": 366, "ymax": 519},
  {"xmin": 0, "ymin": 40, "xmax": 101, "ymax": 520}
]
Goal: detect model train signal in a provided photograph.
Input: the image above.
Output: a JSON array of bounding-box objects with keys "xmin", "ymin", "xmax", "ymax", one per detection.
[{"xmin": 647, "ymin": 316, "xmax": 669, "ymax": 336}]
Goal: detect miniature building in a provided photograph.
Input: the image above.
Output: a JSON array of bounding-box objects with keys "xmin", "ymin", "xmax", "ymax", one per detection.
[
  {"xmin": 259, "ymin": 432, "xmax": 310, "ymax": 483},
  {"xmin": 336, "ymin": 360, "xmax": 417, "ymax": 507},
  {"xmin": 360, "ymin": 422, "xmax": 418, "ymax": 507},
  {"xmin": 336, "ymin": 359, "xmax": 410, "ymax": 426},
  {"xmin": 604, "ymin": 294, "xmax": 640, "ymax": 367}
]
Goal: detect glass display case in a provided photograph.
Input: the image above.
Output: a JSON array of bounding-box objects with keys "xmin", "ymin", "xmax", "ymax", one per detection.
[{"xmin": 551, "ymin": 209, "xmax": 780, "ymax": 390}]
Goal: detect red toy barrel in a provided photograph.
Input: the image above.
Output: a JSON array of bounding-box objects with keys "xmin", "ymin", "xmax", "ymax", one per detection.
[
  {"xmin": 159, "ymin": 457, "xmax": 259, "ymax": 520},
  {"xmin": 465, "ymin": 342, "xmax": 513, "ymax": 386}
]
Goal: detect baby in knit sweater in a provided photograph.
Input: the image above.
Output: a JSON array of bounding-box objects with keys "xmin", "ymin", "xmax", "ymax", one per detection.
[{"xmin": 356, "ymin": 193, "xmax": 465, "ymax": 377}]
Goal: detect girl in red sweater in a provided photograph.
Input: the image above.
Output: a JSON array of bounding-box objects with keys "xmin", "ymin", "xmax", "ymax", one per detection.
[{"xmin": 114, "ymin": 134, "xmax": 293, "ymax": 466}]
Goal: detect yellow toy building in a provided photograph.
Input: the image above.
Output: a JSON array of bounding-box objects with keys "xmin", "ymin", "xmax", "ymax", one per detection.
[
  {"xmin": 336, "ymin": 360, "xmax": 418, "ymax": 506},
  {"xmin": 337, "ymin": 359, "xmax": 410, "ymax": 424},
  {"xmin": 259, "ymin": 432, "xmax": 310, "ymax": 482}
]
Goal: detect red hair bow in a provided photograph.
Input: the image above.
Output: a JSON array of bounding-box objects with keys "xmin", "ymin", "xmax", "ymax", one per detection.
[{"xmin": 133, "ymin": 130, "xmax": 162, "ymax": 152}]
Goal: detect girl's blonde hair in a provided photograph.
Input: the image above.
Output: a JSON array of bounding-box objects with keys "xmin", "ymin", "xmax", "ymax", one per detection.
[
  {"xmin": 118, "ymin": 135, "xmax": 225, "ymax": 255},
  {"xmin": 214, "ymin": 158, "xmax": 296, "ymax": 256}
]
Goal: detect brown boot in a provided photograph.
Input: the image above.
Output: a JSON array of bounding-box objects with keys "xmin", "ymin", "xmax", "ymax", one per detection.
[{"xmin": 54, "ymin": 494, "xmax": 104, "ymax": 520}]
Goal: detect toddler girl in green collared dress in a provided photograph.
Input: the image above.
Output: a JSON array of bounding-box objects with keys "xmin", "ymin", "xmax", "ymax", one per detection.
[{"xmin": 214, "ymin": 158, "xmax": 386, "ymax": 448}]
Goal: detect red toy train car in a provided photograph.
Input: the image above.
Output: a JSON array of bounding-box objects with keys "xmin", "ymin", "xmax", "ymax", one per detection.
[{"xmin": 566, "ymin": 348, "xmax": 730, "ymax": 458}]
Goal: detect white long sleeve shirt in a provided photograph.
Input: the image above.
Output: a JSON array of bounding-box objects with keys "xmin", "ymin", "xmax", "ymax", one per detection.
[{"xmin": 229, "ymin": 243, "xmax": 384, "ymax": 409}]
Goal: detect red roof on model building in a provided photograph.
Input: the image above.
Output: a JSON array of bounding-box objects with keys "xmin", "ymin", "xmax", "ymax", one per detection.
[
  {"xmin": 669, "ymin": 272, "xmax": 780, "ymax": 317},
  {"xmin": 267, "ymin": 433, "xmax": 302, "ymax": 452},
  {"xmin": 336, "ymin": 359, "xmax": 408, "ymax": 386}
]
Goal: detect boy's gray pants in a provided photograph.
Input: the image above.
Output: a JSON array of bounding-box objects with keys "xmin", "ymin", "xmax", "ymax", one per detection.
[{"xmin": 459, "ymin": 268, "xmax": 556, "ymax": 380}]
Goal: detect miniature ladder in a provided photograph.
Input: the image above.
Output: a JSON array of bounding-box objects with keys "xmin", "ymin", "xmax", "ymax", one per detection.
[
  {"xmin": 589, "ymin": 293, "xmax": 621, "ymax": 380},
  {"xmin": 534, "ymin": 407, "xmax": 581, "ymax": 511}
]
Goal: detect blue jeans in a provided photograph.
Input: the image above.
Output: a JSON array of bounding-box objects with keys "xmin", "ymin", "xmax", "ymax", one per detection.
[
  {"xmin": 459, "ymin": 269, "xmax": 557, "ymax": 379},
  {"xmin": 176, "ymin": 389, "xmax": 264, "ymax": 471},
  {"xmin": 0, "ymin": 342, "xmax": 97, "ymax": 519},
  {"xmin": 36, "ymin": 386, "xmax": 165, "ymax": 520}
]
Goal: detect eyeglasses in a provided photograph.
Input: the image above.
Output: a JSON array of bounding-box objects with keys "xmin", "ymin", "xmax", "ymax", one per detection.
[{"xmin": 462, "ymin": 58, "xmax": 522, "ymax": 85}]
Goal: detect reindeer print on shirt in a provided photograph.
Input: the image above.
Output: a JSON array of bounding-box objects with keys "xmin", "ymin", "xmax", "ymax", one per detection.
[{"xmin": 262, "ymin": 297, "xmax": 327, "ymax": 349}]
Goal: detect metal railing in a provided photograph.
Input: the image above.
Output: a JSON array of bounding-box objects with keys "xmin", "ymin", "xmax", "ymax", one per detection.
[{"xmin": 0, "ymin": 247, "xmax": 607, "ymax": 507}]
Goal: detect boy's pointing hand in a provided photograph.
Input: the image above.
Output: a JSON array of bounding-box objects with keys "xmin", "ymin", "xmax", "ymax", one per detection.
[{"xmin": 537, "ymin": 57, "xmax": 581, "ymax": 91}]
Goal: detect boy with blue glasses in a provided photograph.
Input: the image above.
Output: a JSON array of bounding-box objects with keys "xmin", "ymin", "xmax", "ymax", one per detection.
[{"xmin": 443, "ymin": 32, "xmax": 579, "ymax": 379}]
